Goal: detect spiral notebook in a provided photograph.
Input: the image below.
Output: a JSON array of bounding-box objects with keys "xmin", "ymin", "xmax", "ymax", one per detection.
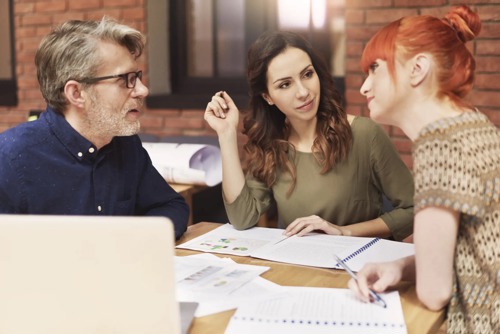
[
  {"xmin": 225, "ymin": 287, "xmax": 407, "ymax": 334},
  {"xmin": 177, "ymin": 224, "xmax": 415, "ymax": 272}
]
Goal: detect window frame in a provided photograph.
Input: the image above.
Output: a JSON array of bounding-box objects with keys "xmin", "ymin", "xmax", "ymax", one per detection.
[
  {"xmin": 146, "ymin": 0, "xmax": 338, "ymax": 110},
  {"xmin": 146, "ymin": 0, "xmax": 275, "ymax": 109},
  {"xmin": 0, "ymin": 0, "xmax": 17, "ymax": 106}
]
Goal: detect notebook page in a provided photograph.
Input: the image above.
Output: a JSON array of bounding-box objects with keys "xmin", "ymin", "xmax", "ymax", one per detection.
[
  {"xmin": 225, "ymin": 287, "xmax": 407, "ymax": 334},
  {"xmin": 176, "ymin": 224, "xmax": 286, "ymax": 256},
  {"xmin": 251, "ymin": 233, "xmax": 371, "ymax": 268},
  {"xmin": 339, "ymin": 239, "xmax": 415, "ymax": 272}
]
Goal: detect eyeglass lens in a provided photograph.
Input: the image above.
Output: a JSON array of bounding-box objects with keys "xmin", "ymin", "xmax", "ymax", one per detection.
[{"xmin": 127, "ymin": 71, "xmax": 142, "ymax": 88}]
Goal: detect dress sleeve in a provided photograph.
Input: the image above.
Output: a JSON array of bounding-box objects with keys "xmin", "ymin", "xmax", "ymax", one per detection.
[
  {"xmin": 224, "ymin": 174, "xmax": 273, "ymax": 230},
  {"xmin": 370, "ymin": 123, "xmax": 415, "ymax": 241},
  {"xmin": 413, "ymin": 135, "xmax": 484, "ymax": 217}
]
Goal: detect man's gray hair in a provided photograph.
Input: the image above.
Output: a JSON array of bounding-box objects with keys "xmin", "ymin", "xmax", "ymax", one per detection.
[{"xmin": 35, "ymin": 16, "xmax": 145, "ymax": 113}]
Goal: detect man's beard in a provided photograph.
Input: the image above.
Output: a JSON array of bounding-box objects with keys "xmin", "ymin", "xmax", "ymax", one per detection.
[{"xmin": 86, "ymin": 91, "xmax": 141, "ymax": 138}]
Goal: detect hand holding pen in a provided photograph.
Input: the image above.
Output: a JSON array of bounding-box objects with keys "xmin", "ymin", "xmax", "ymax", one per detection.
[{"xmin": 334, "ymin": 254, "xmax": 387, "ymax": 308}]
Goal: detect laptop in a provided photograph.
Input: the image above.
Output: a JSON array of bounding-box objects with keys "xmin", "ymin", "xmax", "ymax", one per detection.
[{"xmin": 0, "ymin": 214, "xmax": 183, "ymax": 334}]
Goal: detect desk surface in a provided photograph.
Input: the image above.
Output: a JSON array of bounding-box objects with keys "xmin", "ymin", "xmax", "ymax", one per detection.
[{"xmin": 176, "ymin": 222, "xmax": 445, "ymax": 334}]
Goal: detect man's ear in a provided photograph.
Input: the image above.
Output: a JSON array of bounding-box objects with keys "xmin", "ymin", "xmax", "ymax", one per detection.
[
  {"xmin": 64, "ymin": 80, "xmax": 86, "ymax": 108},
  {"xmin": 261, "ymin": 93, "xmax": 274, "ymax": 105},
  {"xmin": 410, "ymin": 54, "xmax": 431, "ymax": 87}
]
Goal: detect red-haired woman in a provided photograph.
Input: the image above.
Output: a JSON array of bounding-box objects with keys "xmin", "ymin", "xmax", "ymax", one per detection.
[
  {"xmin": 204, "ymin": 31, "xmax": 414, "ymax": 241},
  {"xmin": 349, "ymin": 5, "xmax": 499, "ymax": 333}
]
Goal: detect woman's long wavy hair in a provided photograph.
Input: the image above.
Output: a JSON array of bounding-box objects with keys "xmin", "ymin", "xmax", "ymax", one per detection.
[{"xmin": 244, "ymin": 31, "xmax": 352, "ymax": 195}]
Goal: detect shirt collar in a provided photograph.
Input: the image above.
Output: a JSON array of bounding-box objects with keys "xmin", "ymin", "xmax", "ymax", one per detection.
[{"xmin": 42, "ymin": 107, "xmax": 98, "ymax": 161}]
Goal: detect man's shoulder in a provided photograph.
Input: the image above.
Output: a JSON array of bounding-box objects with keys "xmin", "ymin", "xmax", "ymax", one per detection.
[{"xmin": 0, "ymin": 121, "xmax": 47, "ymax": 158}]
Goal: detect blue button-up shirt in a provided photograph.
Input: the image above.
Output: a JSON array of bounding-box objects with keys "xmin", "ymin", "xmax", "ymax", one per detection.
[{"xmin": 0, "ymin": 107, "xmax": 189, "ymax": 239}]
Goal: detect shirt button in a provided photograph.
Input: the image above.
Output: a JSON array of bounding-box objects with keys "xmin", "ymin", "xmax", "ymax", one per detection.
[
  {"xmin": 77, "ymin": 152, "xmax": 83, "ymax": 157},
  {"xmin": 97, "ymin": 205, "xmax": 102, "ymax": 212},
  {"xmin": 89, "ymin": 147, "xmax": 95, "ymax": 153}
]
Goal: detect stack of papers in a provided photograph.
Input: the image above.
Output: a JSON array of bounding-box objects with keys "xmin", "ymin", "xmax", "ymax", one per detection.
[
  {"xmin": 175, "ymin": 254, "xmax": 282, "ymax": 317},
  {"xmin": 175, "ymin": 254, "xmax": 408, "ymax": 333}
]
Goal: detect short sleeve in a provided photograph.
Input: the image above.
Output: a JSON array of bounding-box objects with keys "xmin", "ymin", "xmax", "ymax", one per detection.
[{"xmin": 413, "ymin": 135, "xmax": 485, "ymax": 217}]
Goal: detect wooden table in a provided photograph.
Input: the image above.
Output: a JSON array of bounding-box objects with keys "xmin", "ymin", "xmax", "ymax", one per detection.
[{"xmin": 176, "ymin": 222, "xmax": 445, "ymax": 334}]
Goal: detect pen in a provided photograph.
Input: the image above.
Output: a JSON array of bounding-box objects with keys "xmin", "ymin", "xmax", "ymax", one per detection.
[
  {"xmin": 274, "ymin": 233, "xmax": 293, "ymax": 245},
  {"xmin": 333, "ymin": 254, "xmax": 387, "ymax": 308}
]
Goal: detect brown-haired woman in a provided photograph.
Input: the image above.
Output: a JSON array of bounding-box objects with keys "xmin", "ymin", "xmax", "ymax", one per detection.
[{"xmin": 204, "ymin": 31, "xmax": 414, "ymax": 241}]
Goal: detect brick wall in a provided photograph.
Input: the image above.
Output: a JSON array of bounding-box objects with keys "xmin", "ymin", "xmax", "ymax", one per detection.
[{"xmin": 1, "ymin": 0, "xmax": 499, "ymax": 169}]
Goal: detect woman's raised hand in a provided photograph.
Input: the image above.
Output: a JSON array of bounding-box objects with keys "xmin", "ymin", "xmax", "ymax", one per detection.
[{"xmin": 204, "ymin": 91, "xmax": 239, "ymax": 136}]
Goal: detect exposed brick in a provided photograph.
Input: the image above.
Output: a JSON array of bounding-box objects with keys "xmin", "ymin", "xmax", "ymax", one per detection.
[
  {"xmin": 419, "ymin": 7, "xmax": 454, "ymax": 17},
  {"xmin": 481, "ymin": 107, "xmax": 500, "ymax": 125},
  {"xmin": 345, "ymin": 88, "xmax": 366, "ymax": 104},
  {"xmin": 450, "ymin": 0, "xmax": 499, "ymax": 4},
  {"xmin": 345, "ymin": 41, "xmax": 365, "ymax": 56},
  {"xmin": 345, "ymin": 57, "xmax": 364, "ymax": 73},
  {"xmin": 392, "ymin": 126, "xmax": 408, "ymax": 138},
  {"xmin": 476, "ymin": 5, "xmax": 500, "ymax": 22},
  {"xmin": 52, "ymin": 12, "xmax": 86, "ymax": 24},
  {"xmin": 345, "ymin": 9, "xmax": 364, "ymax": 24},
  {"xmin": 103, "ymin": 0, "xmax": 138, "ymax": 7},
  {"xmin": 163, "ymin": 117, "xmax": 205, "ymax": 130},
  {"xmin": 394, "ymin": 0, "xmax": 447, "ymax": 6},
  {"xmin": 480, "ymin": 22, "xmax": 500, "ymax": 39},
  {"xmin": 393, "ymin": 137, "xmax": 413, "ymax": 154},
  {"xmin": 476, "ymin": 56, "xmax": 500, "ymax": 72},
  {"xmin": 85, "ymin": 9, "xmax": 123, "ymax": 21},
  {"xmin": 21, "ymin": 14, "xmax": 53, "ymax": 26},
  {"xmin": 68, "ymin": 0, "xmax": 101, "ymax": 10},
  {"xmin": 345, "ymin": 25, "xmax": 383, "ymax": 41},
  {"xmin": 469, "ymin": 90, "xmax": 500, "ymax": 109},
  {"xmin": 347, "ymin": 0, "xmax": 392, "ymax": 9},
  {"xmin": 345, "ymin": 74, "xmax": 365, "ymax": 91},
  {"xmin": 122, "ymin": 7, "xmax": 146, "ymax": 20},
  {"xmin": 365, "ymin": 8, "xmax": 418, "ymax": 24},
  {"xmin": 14, "ymin": 2, "xmax": 35, "ymax": 14},
  {"xmin": 475, "ymin": 73, "xmax": 500, "ymax": 90},
  {"xmin": 35, "ymin": 1, "xmax": 66, "ymax": 13},
  {"xmin": 15, "ymin": 26, "xmax": 37, "ymax": 38},
  {"xmin": 476, "ymin": 40, "xmax": 500, "ymax": 55}
]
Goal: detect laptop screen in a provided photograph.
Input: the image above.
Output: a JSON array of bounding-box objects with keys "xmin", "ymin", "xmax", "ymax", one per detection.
[{"xmin": 0, "ymin": 214, "xmax": 180, "ymax": 334}]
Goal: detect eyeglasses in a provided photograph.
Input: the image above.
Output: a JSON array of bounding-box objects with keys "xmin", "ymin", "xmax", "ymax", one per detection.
[{"xmin": 79, "ymin": 70, "xmax": 143, "ymax": 89}]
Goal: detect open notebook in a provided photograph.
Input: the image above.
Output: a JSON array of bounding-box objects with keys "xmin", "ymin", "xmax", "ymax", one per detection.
[
  {"xmin": 177, "ymin": 223, "xmax": 415, "ymax": 272},
  {"xmin": 0, "ymin": 214, "xmax": 184, "ymax": 334}
]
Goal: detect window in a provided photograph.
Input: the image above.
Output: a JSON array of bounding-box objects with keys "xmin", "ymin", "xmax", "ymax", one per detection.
[
  {"xmin": 0, "ymin": 0, "xmax": 17, "ymax": 106},
  {"xmin": 146, "ymin": 0, "xmax": 339, "ymax": 109}
]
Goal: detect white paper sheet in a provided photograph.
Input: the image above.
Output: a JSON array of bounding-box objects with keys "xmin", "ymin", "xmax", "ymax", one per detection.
[
  {"xmin": 142, "ymin": 142, "xmax": 222, "ymax": 186},
  {"xmin": 175, "ymin": 254, "xmax": 284, "ymax": 317},
  {"xmin": 225, "ymin": 287, "xmax": 407, "ymax": 334}
]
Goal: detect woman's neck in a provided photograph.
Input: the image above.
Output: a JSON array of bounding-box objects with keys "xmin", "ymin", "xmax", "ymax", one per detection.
[
  {"xmin": 287, "ymin": 118, "xmax": 317, "ymax": 152},
  {"xmin": 398, "ymin": 99, "xmax": 466, "ymax": 141}
]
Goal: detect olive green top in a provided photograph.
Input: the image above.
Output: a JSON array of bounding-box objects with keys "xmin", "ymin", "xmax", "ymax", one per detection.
[{"xmin": 225, "ymin": 116, "xmax": 414, "ymax": 241}]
